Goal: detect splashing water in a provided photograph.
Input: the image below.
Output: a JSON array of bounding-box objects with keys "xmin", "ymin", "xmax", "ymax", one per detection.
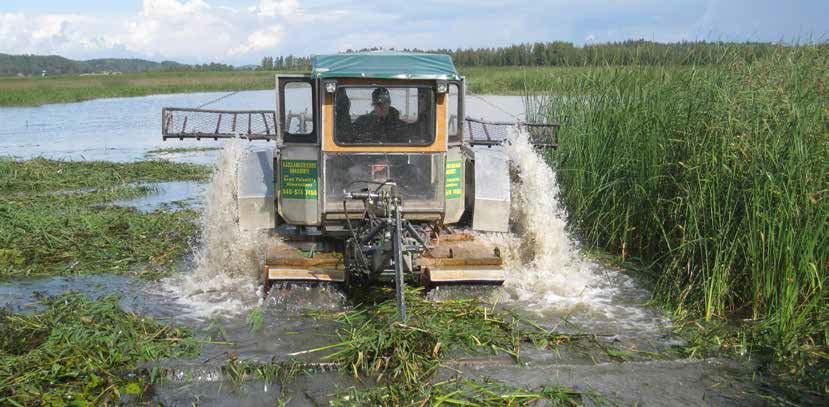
[
  {"xmin": 474, "ymin": 129, "xmax": 601, "ymax": 310},
  {"xmin": 477, "ymin": 129, "xmax": 671, "ymax": 336},
  {"xmin": 162, "ymin": 140, "xmax": 267, "ymax": 318}
]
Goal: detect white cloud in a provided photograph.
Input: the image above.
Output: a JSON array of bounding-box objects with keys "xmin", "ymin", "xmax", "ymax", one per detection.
[
  {"xmin": 0, "ymin": 1, "xmax": 295, "ymax": 62},
  {"xmin": 140, "ymin": 0, "xmax": 211, "ymax": 18},
  {"xmin": 118, "ymin": 0, "xmax": 242, "ymax": 60},
  {"xmin": 255, "ymin": 0, "xmax": 298, "ymax": 17},
  {"xmin": 231, "ymin": 26, "xmax": 285, "ymax": 55}
]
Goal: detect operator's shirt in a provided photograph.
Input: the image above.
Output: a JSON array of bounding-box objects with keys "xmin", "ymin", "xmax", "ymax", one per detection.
[{"xmin": 353, "ymin": 107, "xmax": 403, "ymax": 143}]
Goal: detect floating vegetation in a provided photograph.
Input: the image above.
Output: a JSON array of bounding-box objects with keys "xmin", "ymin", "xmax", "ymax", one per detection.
[
  {"xmin": 0, "ymin": 157, "xmax": 209, "ymax": 193},
  {"xmin": 0, "ymin": 292, "xmax": 199, "ymax": 405},
  {"xmin": 145, "ymin": 146, "xmax": 223, "ymax": 156},
  {"xmin": 0, "ymin": 158, "xmax": 210, "ymax": 278},
  {"xmin": 288, "ymin": 288, "xmax": 602, "ymax": 404},
  {"xmin": 330, "ymin": 378, "xmax": 592, "ymax": 406}
]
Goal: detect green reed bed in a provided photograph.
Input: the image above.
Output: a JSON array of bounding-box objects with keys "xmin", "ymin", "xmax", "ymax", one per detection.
[
  {"xmin": 462, "ymin": 66, "xmax": 611, "ymax": 95},
  {"xmin": 0, "ymin": 292, "xmax": 200, "ymax": 405},
  {"xmin": 0, "ymin": 70, "xmax": 277, "ymax": 107},
  {"xmin": 0, "ymin": 158, "xmax": 210, "ymax": 277},
  {"xmin": 529, "ymin": 44, "xmax": 827, "ymax": 390}
]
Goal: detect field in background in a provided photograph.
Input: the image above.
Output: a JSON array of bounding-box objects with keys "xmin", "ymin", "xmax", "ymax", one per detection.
[
  {"xmin": 0, "ymin": 70, "xmax": 281, "ymax": 106},
  {"xmin": 530, "ymin": 44, "xmax": 827, "ymax": 392}
]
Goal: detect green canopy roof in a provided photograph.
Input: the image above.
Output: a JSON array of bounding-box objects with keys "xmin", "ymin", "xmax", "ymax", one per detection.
[{"xmin": 311, "ymin": 52, "xmax": 460, "ymax": 80}]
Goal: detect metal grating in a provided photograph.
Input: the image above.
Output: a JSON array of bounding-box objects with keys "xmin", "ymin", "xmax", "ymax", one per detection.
[
  {"xmin": 463, "ymin": 117, "xmax": 558, "ymax": 148},
  {"xmin": 162, "ymin": 108, "xmax": 277, "ymax": 141}
]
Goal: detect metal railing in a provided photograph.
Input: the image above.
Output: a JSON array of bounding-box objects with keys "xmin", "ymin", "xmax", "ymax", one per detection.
[
  {"xmin": 161, "ymin": 107, "xmax": 278, "ymax": 141},
  {"xmin": 463, "ymin": 117, "xmax": 558, "ymax": 149}
]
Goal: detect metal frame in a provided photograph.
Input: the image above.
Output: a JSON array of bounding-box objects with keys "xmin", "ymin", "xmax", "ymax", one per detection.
[
  {"xmin": 277, "ymin": 75, "xmax": 319, "ymax": 144},
  {"xmin": 161, "ymin": 107, "xmax": 277, "ymax": 140},
  {"xmin": 463, "ymin": 117, "xmax": 559, "ymax": 149},
  {"xmin": 447, "ymin": 78, "xmax": 465, "ymax": 145}
]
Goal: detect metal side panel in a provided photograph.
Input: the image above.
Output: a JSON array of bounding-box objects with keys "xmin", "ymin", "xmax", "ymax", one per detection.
[
  {"xmin": 443, "ymin": 146, "xmax": 465, "ymax": 224},
  {"xmin": 471, "ymin": 146, "xmax": 510, "ymax": 233},
  {"xmin": 278, "ymin": 145, "xmax": 321, "ymax": 225},
  {"xmin": 238, "ymin": 149, "xmax": 275, "ymax": 231}
]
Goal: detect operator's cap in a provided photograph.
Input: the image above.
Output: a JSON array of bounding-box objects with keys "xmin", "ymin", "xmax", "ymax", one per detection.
[{"xmin": 372, "ymin": 87, "xmax": 391, "ymax": 106}]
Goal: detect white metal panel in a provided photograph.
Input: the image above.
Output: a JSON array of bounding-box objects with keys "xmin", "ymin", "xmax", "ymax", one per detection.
[
  {"xmin": 238, "ymin": 149, "xmax": 276, "ymax": 230},
  {"xmin": 472, "ymin": 146, "xmax": 510, "ymax": 233}
]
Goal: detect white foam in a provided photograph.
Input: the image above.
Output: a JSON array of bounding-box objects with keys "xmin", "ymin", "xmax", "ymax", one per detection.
[
  {"xmin": 161, "ymin": 139, "xmax": 268, "ymax": 319},
  {"xmin": 476, "ymin": 129, "xmax": 602, "ymax": 310},
  {"xmin": 480, "ymin": 129, "xmax": 671, "ymax": 336}
]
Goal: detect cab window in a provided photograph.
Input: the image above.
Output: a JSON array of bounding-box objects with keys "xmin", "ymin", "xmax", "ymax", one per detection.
[
  {"xmin": 334, "ymin": 86, "xmax": 435, "ymax": 146},
  {"xmin": 448, "ymin": 83, "xmax": 462, "ymax": 144},
  {"xmin": 281, "ymin": 81, "xmax": 315, "ymax": 143}
]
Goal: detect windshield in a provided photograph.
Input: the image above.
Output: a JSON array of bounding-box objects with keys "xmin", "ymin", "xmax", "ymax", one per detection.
[{"xmin": 334, "ymin": 86, "xmax": 435, "ymax": 145}]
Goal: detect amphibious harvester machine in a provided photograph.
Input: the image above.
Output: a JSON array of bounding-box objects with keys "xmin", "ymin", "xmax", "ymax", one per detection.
[{"xmin": 161, "ymin": 52, "xmax": 555, "ymax": 318}]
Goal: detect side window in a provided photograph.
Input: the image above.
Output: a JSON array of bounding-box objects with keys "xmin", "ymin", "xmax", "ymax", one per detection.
[
  {"xmin": 281, "ymin": 81, "xmax": 315, "ymax": 143},
  {"xmin": 448, "ymin": 83, "xmax": 462, "ymax": 144}
]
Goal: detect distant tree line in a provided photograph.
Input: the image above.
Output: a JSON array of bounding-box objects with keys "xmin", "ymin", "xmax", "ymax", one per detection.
[
  {"xmin": 4, "ymin": 40, "xmax": 820, "ymax": 77},
  {"xmin": 258, "ymin": 55, "xmax": 311, "ymax": 71},
  {"xmin": 256, "ymin": 40, "xmax": 820, "ymax": 70},
  {"xmin": 432, "ymin": 40, "xmax": 793, "ymax": 66},
  {"xmin": 0, "ymin": 53, "xmax": 235, "ymax": 77}
]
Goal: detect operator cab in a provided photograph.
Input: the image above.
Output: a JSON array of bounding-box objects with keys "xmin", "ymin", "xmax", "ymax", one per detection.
[{"xmin": 275, "ymin": 52, "xmax": 466, "ymax": 227}]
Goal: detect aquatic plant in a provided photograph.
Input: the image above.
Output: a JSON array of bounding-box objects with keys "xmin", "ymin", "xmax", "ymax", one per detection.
[
  {"xmin": 144, "ymin": 146, "xmax": 222, "ymax": 156},
  {"xmin": 0, "ymin": 292, "xmax": 199, "ymax": 405},
  {"xmin": 532, "ymin": 43, "xmax": 828, "ymax": 390},
  {"xmin": 330, "ymin": 378, "xmax": 590, "ymax": 406},
  {"xmin": 0, "ymin": 157, "xmax": 209, "ymax": 193},
  {"xmin": 292, "ymin": 288, "xmax": 600, "ymax": 404},
  {"xmin": 0, "ymin": 158, "xmax": 210, "ymax": 277}
]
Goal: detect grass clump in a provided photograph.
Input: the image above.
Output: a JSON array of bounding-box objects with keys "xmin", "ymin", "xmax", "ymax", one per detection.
[
  {"xmin": 301, "ymin": 288, "xmax": 592, "ymax": 404},
  {"xmin": 0, "ymin": 157, "xmax": 209, "ymax": 194},
  {"xmin": 0, "ymin": 193, "xmax": 201, "ymax": 277},
  {"xmin": 145, "ymin": 146, "xmax": 222, "ymax": 156},
  {"xmin": 0, "ymin": 158, "xmax": 210, "ymax": 277},
  {"xmin": 311, "ymin": 289, "xmax": 569, "ymax": 386},
  {"xmin": 0, "ymin": 292, "xmax": 199, "ymax": 405},
  {"xmin": 331, "ymin": 378, "xmax": 589, "ymax": 406},
  {"xmin": 532, "ymin": 43, "xmax": 827, "ymax": 390}
]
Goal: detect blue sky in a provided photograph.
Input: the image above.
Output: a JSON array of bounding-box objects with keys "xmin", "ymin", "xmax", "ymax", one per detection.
[{"xmin": 1, "ymin": 1, "xmax": 826, "ymax": 65}]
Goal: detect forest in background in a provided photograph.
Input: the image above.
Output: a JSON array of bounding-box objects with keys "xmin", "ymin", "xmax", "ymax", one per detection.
[
  {"xmin": 0, "ymin": 53, "xmax": 235, "ymax": 77},
  {"xmin": 4, "ymin": 40, "xmax": 821, "ymax": 77}
]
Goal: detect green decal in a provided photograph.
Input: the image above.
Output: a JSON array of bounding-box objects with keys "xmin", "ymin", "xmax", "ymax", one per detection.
[
  {"xmin": 280, "ymin": 160, "xmax": 318, "ymax": 200},
  {"xmin": 445, "ymin": 160, "xmax": 463, "ymax": 199}
]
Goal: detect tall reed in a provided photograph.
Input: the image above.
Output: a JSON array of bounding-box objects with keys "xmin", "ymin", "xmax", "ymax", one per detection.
[{"xmin": 529, "ymin": 44, "xmax": 827, "ymax": 385}]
